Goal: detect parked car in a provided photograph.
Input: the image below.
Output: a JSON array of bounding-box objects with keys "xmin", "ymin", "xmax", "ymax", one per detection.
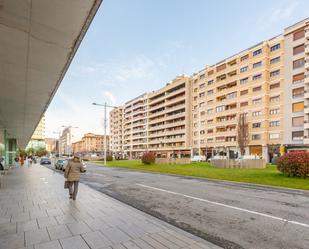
[
  {"xmin": 40, "ymin": 157, "xmax": 51, "ymax": 165},
  {"xmin": 191, "ymin": 155, "xmax": 206, "ymax": 162},
  {"xmin": 55, "ymin": 159, "xmax": 68, "ymax": 171},
  {"xmin": 208, "ymin": 155, "xmax": 228, "ymax": 162}
]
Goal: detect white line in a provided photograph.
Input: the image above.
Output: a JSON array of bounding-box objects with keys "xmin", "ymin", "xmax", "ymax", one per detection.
[{"xmin": 136, "ymin": 183, "xmax": 309, "ymax": 229}]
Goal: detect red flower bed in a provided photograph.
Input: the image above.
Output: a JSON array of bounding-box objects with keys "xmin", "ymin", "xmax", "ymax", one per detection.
[
  {"xmin": 141, "ymin": 152, "xmax": 155, "ymax": 165},
  {"xmin": 277, "ymin": 152, "xmax": 309, "ymax": 178}
]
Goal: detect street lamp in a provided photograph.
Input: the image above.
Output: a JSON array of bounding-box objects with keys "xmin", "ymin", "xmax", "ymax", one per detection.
[{"xmin": 92, "ymin": 102, "xmax": 117, "ymax": 166}]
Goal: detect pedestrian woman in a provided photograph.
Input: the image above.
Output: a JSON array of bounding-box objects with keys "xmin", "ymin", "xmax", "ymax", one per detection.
[{"xmin": 64, "ymin": 156, "xmax": 86, "ymax": 200}]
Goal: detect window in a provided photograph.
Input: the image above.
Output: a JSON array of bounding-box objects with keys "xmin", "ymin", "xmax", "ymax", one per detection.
[
  {"xmin": 216, "ymin": 105, "xmax": 225, "ymax": 112},
  {"xmin": 194, "ymin": 96, "xmax": 198, "ymax": 101},
  {"xmin": 207, "ymin": 108, "xmax": 213, "ymax": 114},
  {"xmin": 293, "ymin": 58, "xmax": 305, "ymax": 69},
  {"xmin": 200, "ymin": 74, "xmax": 205, "ymax": 79},
  {"xmin": 207, "ymin": 100, "xmax": 213, "ymax": 105},
  {"xmin": 253, "ymin": 74, "xmax": 262, "ymax": 80},
  {"xmin": 199, "ymin": 92, "xmax": 205, "ymax": 98},
  {"xmin": 240, "ymin": 66, "xmax": 248, "ymax": 73},
  {"xmin": 270, "ymin": 57, "xmax": 280, "ymax": 64},
  {"xmin": 240, "ymin": 101, "xmax": 248, "ymax": 107},
  {"xmin": 270, "ymin": 108, "xmax": 280, "ymax": 115},
  {"xmin": 208, "ymin": 80, "xmax": 214, "ymax": 85},
  {"xmin": 240, "ymin": 77, "xmax": 248, "ymax": 85},
  {"xmin": 216, "ymin": 64, "xmax": 226, "ymax": 72},
  {"xmin": 207, "ymin": 119, "xmax": 213, "ymax": 124},
  {"xmin": 241, "ymin": 54, "xmax": 249, "ymax": 61},
  {"xmin": 194, "ymin": 88, "xmax": 198, "ymax": 92},
  {"xmin": 252, "ymin": 134, "xmax": 261, "ymax": 140},
  {"xmin": 193, "ymin": 114, "xmax": 197, "ymax": 118},
  {"xmin": 292, "ymin": 102, "xmax": 304, "ymax": 112},
  {"xmin": 292, "ymin": 116, "xmax": 304, "ymax": 127},
  {"xmin": 253, "ymin": 61, "xmax": 262, "ymax": 68},
  {"xmin": 200, "ymin": 111, "xmax": 205, "ymax": 116},
  {"xmin": 253, "ymin": 86, "xmax": 262, "ymax": 92},
  {"xmin": 227, "ymin": 92, "xmax": 237, "ymax": 99},
  {"xmin": 253, "ymin": 49, "xmax": 262, "ymax": 56},
  {"xmin": 292, "ymin": 87, "xmax": 304, "ymax": 98},
  {"xmin": 207, "ymin": 138, "xmax": 213, "ymax": 143},
  {"xmin": 270, "ymin": 95, "xmax": 280, "ymax": 102},
  {"xmin": 293, "ymin": 73, "xmax": 304, "ymax": 84},
  {"xmin": 240, "ymin": 89, "xmax": 248, "ymax": 95},
  {"xmin": 292, "ymin": 131, "xmax": 303, "ymax": 141},
  {"xmin": 207, "ymin": 90, "xmax": 214, "ymax": 95},
  {"xmin": 199, "ymin": 102, "xmax": 205, "ymax": 107},
  {"xmin": 293, "ymin": 29, "xmax": 305, "ymax": 41},
  {"xmin": 199, "ymin": 83, "xmax": 205, "ymax": 88},
  {"xmin": 270, "ymin": 44, "xmax": 280, "ymax": 51},
  {"xmin": 208, "ymin": 70, "xmax": 214, "ymax": 76},
  {"xmin": 269, "ymin": 133, "xmax": 280, "ymax": 139},
  {"xmin": 194, "ymin": 79, "xmax": 198, "ymax": 84},
  {"xmin": 252, "ymin": 122, "xmax": 261, "ymax": 128},
  {"xmin": 270, "ymin": 82, "xmax": 280, "ymax": 89},
  {"xmin": 269, "ymin": 120, "xmax": 280, "ymax": 127},
  {"xmin": 207, "ymin": 129, "xmax": 213, "ymax": 134},
  {"xmin": 270, "ymin": 70, "xmax": 280, "ymax": 77},
  {"xmin": 293, "ymin": 44, "xmax": 305, "ymax": 55},
  {"xmin": 252, "ymin": 111, "xmax": 262, "ymax": 116},
  {"xmin": 252, "ymin": 98, "xmax": 262, "ymax": 104}
]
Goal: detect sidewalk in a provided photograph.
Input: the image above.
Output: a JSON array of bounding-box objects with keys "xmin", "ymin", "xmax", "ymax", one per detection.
[{"xmin": 0, "ymin": 165, "xmax": 221, "ymax": 249}]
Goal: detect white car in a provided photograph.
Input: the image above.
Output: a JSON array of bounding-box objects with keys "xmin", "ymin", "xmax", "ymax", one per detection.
[
  {"xmin": 238, "ymin": 155, "xmax": 260, "ymax": 160},
  {"xmin": 208, "ymin": 155, "xmax": 228, "ymax": 162},
  {"xmin": 191, "ymin": 155, "xmax": 206, "ymax": 162}
]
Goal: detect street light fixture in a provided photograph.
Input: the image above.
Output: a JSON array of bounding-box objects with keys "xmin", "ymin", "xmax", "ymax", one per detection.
[{"xmin": 92, "ymin": 102, "xmax": 117, "ymax": 166}]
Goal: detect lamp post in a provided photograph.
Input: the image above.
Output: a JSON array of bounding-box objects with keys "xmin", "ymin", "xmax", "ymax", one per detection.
[{"xmin": 92, "ymin": 102, "xmax": 117, "ymax": 166}]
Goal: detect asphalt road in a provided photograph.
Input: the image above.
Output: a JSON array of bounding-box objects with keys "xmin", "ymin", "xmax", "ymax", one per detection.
[{"xmin": 46, "ymin": 162, "xmax": 309, "ymax": 249}]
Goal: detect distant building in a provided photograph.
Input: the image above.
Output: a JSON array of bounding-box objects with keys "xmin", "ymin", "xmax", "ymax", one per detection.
[
  {"xmin": 27, "ymin": 116, "xmax": 46, "ymax": 150},
  {"xmin": 72, "ymin": 133, "xmax": 110, "ymax": 155},
  {"xmin": 45, "ymin": 138, "xmax": 57, "ymax": 153}
]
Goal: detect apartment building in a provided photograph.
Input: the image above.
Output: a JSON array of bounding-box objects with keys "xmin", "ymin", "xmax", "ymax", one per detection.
[
  {"xmin": 283, "ymin": 19, "xmax": 309, "ymax": 150},
  {"xmin": 72, "ymin": 133, "xmax": 110, "ymax": 155},
  {"xmin": 110, "ymin": 106, "xmax": 124, "ymax": 157},
  {"xmin": 192, "ymin": 36, "xmax": 284, "ymax": 161},
  {"xmin": 123, "ymin": 93, "xmax": 148, "ymax": 158},
  {"xmin": 147, "ymin": 75, "xmax": 192, "ymax": 158},
  {"xmin": 110, "ymin": 18, "xmax": 309, "ymax": 161}
]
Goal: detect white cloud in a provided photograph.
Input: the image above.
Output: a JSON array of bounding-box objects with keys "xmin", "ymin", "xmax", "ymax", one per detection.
[
  {"xmin": 257, "ymin": 1, "xmax": 299, "ymax": 31},
  {"xmin": 103, "ymin": 91, "xmax": 116, "ymax": 106}
]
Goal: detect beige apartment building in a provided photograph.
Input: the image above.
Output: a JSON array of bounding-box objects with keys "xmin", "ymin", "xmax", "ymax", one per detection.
[
  {"xmin": 110, "ymin": 18, "xmax": 309, "ymax": 162},
  {"xmin": 110, "ymin": 107, "xmax": 124, "ymax": 157},
  {"xmin": 72, "ymin": 133, "xmax": 110, "ymax": 155}
]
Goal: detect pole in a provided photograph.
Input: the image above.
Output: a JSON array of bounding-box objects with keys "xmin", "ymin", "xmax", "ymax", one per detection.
[
  {"xmin": 104, "ymin": 102, "xmax": 107, "ymax": 166},
  {"xmin": 198, "ymin": 110, "xmax": 201, "ymax": 162}
]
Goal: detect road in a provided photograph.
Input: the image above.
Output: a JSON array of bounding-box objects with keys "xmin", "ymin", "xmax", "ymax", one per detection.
[{"xmin": 46, "ymin": 162, "xmax": 309, "ymax": 249}]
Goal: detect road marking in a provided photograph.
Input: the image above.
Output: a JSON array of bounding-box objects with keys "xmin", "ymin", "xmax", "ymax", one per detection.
[{"xmin": 136, "ymin": 183, "xmax": 309, "ymax": 229}]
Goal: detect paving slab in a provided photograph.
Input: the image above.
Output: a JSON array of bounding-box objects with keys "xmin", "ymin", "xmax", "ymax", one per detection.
[{"xmin": 0, "ymin": 165, "xmax": 221, "ymax": 249}]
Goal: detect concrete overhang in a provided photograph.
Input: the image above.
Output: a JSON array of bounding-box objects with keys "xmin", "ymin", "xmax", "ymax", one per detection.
[{"xmin": 0, "ymin": 0, "xmax": 102, "ymax": 147}]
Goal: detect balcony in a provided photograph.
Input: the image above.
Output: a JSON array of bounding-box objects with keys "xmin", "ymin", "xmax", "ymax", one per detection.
[
  {"xmin": 305, "ymin": 77, "xmax": 309, "ymax": 84},
  {"xmin": 304, "ymin": 122, "xmax": 309, "ymax": 129},
  {"xmin": 166, "ymin": 87, "xmax": 186, "ymax": 98},
  {"xmin": 148, "ymin": 102, "xmax": 165, "ymax": 111},
  {"xmin": 305, "ymin": 91, "xmax": 309, "ymax": 99},
  {"xmin": 305, "ymin": 106, "xmax": 309, "ymax": 114},
  {"xmin": 305, "ymin": 62, "xmax": 309, "ymax": 69},
  {"xmin": 305, "ymin": 46, "xmax": 309, "ymax": 54}
]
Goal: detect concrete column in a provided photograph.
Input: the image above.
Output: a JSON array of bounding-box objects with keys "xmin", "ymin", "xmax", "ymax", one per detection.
[
  {"xmin": 4, "ymin": 130, "xmax": 17, "ymax": 167},
  {"xmin": 262, "ymin": 145, "xmax": 269, "ymax": 163}
]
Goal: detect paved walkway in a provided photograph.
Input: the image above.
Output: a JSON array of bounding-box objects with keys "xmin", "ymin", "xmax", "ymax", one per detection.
[{"xmin": 0, "ymin": 164, "xmax": 220, "ymax": 249}]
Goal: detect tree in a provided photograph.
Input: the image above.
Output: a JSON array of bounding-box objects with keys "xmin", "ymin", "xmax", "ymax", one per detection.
[
  {"xmin": 35, "ymin": 147, "xmax": 47, "ymax": 157},
  {"xmin": 26, "ymin": 147, "xmax": 34, "ymax": 156},
  {"xmin": 237, "ymin": 113, "xmax": 249, "ymax": 156}
]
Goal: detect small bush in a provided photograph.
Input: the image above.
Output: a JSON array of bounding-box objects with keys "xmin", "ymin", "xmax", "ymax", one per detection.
[
  {"xmin": 277, "ymin": 152, "xmax": 309, "ymax": 178},
  {"xmin": 106, "ymin": 155, "xmax": 113, "ymax": 161},
  {"xmin": 83, "ymin": 158, "xmax": 89, "ymax": 161},
  {"xmin": 141, "ymin": 152, "xmax": 155, "ymax": 165}
]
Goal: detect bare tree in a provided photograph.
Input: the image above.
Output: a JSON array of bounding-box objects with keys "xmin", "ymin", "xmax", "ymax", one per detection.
[{"xmin": 237, "ymin": 113, "xmax": 249, "ymax": 156}]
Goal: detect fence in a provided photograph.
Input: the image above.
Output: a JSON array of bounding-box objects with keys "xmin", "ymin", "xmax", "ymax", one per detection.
[
  {"xmin": 211, "ymin": 159, "xmax": 266, "ymax": 169},
  {"xmin": 155, "ymin": 158, "xmax": 191, "ymax": 165}
]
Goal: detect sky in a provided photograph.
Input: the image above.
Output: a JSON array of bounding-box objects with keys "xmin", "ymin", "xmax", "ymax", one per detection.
[{"xmin": 45, "ymin": 0, "xmax": 309, "ymax": 141}]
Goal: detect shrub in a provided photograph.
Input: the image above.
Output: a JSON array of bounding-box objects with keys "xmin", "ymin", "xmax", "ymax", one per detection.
[
  {"xmin": 141, "ymin": 152, "xmax": 155, "ymax": 165},
  {"xmin": 277, "ymin": 152, "xmax": 309, "ymax": 178},
  {"xmin": 106, "ymin": 155, "xmax": 113, "ymax": 161},
  {"xmin": 82, "ymin": 158, "xmax": 89, "ymax": 161}
]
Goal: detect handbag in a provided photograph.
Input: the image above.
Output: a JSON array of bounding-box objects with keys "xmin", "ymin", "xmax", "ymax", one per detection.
[{"xmin": 64, "ymin": 165, "xmax": 71, "ymax": 189}]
